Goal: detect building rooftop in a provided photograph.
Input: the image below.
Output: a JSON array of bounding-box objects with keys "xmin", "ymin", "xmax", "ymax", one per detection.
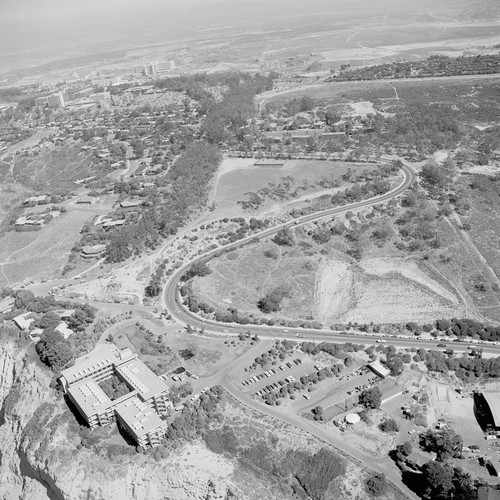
[
  {"xmin": 55, "ymin": 321, "xmax": 74, "ymax": 340},
  {"xmin": 115, "ymin": 357, "xmax": 169, "ymax": 399},
  {"xmin": 115, "ymin": 396, "xmax": 165, "ymax": 437},
  {"xmin": 13, "ymin": 312, "xmax": 34, "ymax": 330},
  {"xmin": 68, "ymin": 378, "xmax": 112, "ymax": 417},
  {"xmin": 368, "ymin": 360, "xmax": 391, "ymax": 378},
  {"xmin": 81, "ymin": 244, "xmax": 107, "ymax": 255},
  {"xmin": 61, "ymin": 343, "xmax": 132, "ymax": 385},
  {"xmin": 483, "ymin": 391, "xmax": 500, "ymax": 427},
  {"xmin": 120, "ymin": 200, "xmax": 142, "ymax": 208}
]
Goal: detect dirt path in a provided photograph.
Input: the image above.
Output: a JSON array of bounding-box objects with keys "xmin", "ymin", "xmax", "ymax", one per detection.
[
  {"xmin": 314, "ymin": 260, "xmax": 351, "ymax": 322},
  {"xmin": 386, "ymin": 82, "xmax": 399, "ymax": 101}
]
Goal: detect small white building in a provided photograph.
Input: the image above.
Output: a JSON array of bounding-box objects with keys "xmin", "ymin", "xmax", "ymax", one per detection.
[
  {"xmin": 367, "ymin": 360, "xmax": 391, "ymax": 379},
  {"xmin": 56, "ymin": 322, "xmax": 74, "ymax": 340},
  {"xmin": 13, "ymin": 312, "xmax": 34, "ymax": 331}
]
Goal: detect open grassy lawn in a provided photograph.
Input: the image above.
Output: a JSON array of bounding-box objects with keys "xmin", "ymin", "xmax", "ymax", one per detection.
[{"xmin": 206, "ymin": 158, "xmax": 376, "ymax": 221}]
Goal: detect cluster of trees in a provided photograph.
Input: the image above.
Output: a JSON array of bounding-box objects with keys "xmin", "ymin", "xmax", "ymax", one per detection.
[
  {"xmin": 200, "ymin": 74, "xmax": 273, "ymax": 145},
  {"xmin": 436, "ymin": 317, "xmax": 500, "ymax": 342},
  {"xmin": 99, "ymin": 375, "xmax": 130, "ymax": 400},
  {"xmin": 169, "ymin": 381, "xmax": 193, "ymax": 405},
  {"xmin": 239, "ymin": 176, "xmax": 299, "ymax": 210},
  {"xmin": 145, "ymin": 259, "xmax": 167, "ymax": 298},
  {"xmin": 420, "ymin": 428, "xmax": 463, "ymax": 461},
  {"xmin": 331, "ymin": 178, "xmax": 392, "ymax": 206},
  {"xmin": 257, "ymin": 284, "xmax": 292, "ymax": 313},
  {"xmin": 364, "ymin": 473, "xmax": 388, "ymax": 498},
  {"xmin": 262, "ymin": 365, "xmax": 344, "ymax": 406},
  {"xmin": 105, "ymin": 141, "xmax": 222, "ymax": 263},
  {"xmin": 329, "ymin": 54, "xmax": 500, "ymax": 82},
  {"xmin": 359, "ymin": 386, "xmax": 382, "ymax": 409},
  {"xmin": 423, "ymin": 348, "xmax": 500, "ymax": 381},
  {"xmin": 35, "ymin": 330, "xmax": 73, "ymax": 371},
  {"xmin": 183, "ymin": 261, "xmax": 212, "ymax": 281},
  {"xmin": 301, "ymin": 341, "xmax": 364, "ymax": 358},
  {"xmin": 379, "ymin": 417, "xmax": 399, "ymax": 433},
  {"xmin": 215, "ymin": 216, "xmax": 270, "ymax": 244},
  {"xmin": 392, "ymin": 440, "xmax": 481, "ymax": 500},
  {"xmin": 284, "ymin": 96, "xmax": 315, "ymax": 116},
  {"xmin": 418, "ymin": 461, "xmax": 480, "ymax": 500},
  {"xmin": 165, "ymin": 385, "xmax": 224, "ymax": 440},
  {"xmin": 273, "ymin": 227, "xmax": 295, "ymax": 246}
]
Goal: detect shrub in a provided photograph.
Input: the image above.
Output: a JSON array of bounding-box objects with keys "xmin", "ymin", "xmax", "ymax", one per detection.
[
  {"xmin": 364, "ymin": 473, "xmax": 388, "ymax": 497},
  {"xmin": 379, "ymin": 417, "xmax": 399, "ymax": 433}
]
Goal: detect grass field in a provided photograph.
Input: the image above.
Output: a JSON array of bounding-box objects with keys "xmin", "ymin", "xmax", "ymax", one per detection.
[
  {"xmin": 0, "ymin": 207, "xmax": 95, "ymax": 285},
  {"xmin": 206, "ymin": 158, "xmax": 377, "ymax": 221},
  {"xmin": 113, "ymin": 319, "xmax": 255, "ymax": 377}
]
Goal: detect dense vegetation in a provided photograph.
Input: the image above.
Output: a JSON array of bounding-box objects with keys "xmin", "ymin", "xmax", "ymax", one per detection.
[
  {"xmin": 329, "ymin": 54, "xmax": 500, "ymax": 82},
  {"xmin": 103, "ymin": 141, "xmax": 222, "ymax": 263},
  {"xmin": 257, "ymin": 284, "xmax": 292, "ymax": 313},
  {"xmin": 99, "ymin": 374, "xmax": 131, "ymax": 400},
  {"xmin": 0, "ymin": 288, "xmax": 97, "ymax": 371}
]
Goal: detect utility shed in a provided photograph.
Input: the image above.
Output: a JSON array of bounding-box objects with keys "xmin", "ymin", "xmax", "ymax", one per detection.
[{"xmin": 367, "ymin": 360, "xmax": 390, "ymax": 379}]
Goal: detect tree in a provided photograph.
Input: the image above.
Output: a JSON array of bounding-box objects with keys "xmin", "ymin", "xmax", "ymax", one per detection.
[
  {"xmin": 272, "ymin": 227, "xmax": 294, "ymax": 246},
  {"xmin": 359, "ymin": 386, "xmax": 382, "ymax": 409},
  {"xmin": 364, "ymin": 473, "xmax": 388, "ymax": 497},
  {"xmin": 312, "ymin": 405, "xmax": 324, "ymax": 421},
  {"xmin": 185, "ymin": 260, "xmax": 212, "ymax": 280},
  {"xmin": 35, "ymin": 330, "xmax": 73, "ymax": 370},
  {"xmin": 385, "ymin": 355, "xmax": 404, "ymax": 376},
  {"xmin": 257, "ymin": 284, "xmax": 291, "ymax": 313},
  {"xmin": 420, "ymin": 428, "xmax": 463, "ymax": 460},
  {"xmin": 379, "ymin": 417, "xmax": 399, "ymax": 433},
  {"xmin": 131, "ymin": 139, "xmax": 145, "ymax": 158},
  {"xmin": 421, "ymin": 461, "xmax": 455, "ymax": 500}
]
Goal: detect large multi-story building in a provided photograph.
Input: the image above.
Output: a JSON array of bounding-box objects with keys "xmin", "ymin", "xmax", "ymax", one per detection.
[
  {"xmin": 142, "ymin": 59, "xmax": 176, "ymax": 76},
  {"xmin": 60, "ymin": 344, "xmax": 172, "ymax": 447},
  {"xmin": 47, "ymin": 91, "xmax": 67, "ymax": 108}
]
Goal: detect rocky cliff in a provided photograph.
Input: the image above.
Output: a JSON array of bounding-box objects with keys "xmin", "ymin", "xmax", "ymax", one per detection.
[{"xmin": 0, "ymin": 343, "xmax": 263, "ymax": 500}]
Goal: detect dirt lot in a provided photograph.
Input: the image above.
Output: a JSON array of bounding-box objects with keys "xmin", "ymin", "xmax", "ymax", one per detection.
[{"xmin": 193, "ymin": 232, "xmax": 464, "ymax": 325}]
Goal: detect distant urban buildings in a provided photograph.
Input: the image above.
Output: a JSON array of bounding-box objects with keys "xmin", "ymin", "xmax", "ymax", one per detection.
[
  {"xmin": 141, "ymin": 60, "xmax": 176, "ymax": 76},
  {"xmin": 60, "ymin": 344, "xmax": 172, "ymax": 447},
  {"xmin": 47, "ymin": 91, "xmax": 67, "ymax": 108}
]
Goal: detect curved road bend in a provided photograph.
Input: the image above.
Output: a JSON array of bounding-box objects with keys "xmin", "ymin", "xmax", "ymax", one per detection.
[
  {"xmin": 163, "ymin": 161, "xmax": 415, "ymax": 323},
  {"xmin": 159, "ymin": 161, "xmax": 473, "ymax": 499}
]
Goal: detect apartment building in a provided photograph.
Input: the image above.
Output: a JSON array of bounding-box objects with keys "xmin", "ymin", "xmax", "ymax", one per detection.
[{"xmin": 60, "ymin": 344, "xmax": 172, "ymax": 446}]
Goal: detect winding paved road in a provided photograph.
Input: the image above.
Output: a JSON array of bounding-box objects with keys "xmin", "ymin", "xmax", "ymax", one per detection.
[{"xmin": 160, "ymin": 160, "xmax": 496, "ymax": 498}]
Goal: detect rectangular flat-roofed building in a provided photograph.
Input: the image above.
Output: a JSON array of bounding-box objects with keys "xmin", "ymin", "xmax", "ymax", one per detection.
[
  {"xmin": 60, "ymin": 344, "xmax": 172, "ymax": 445},
  {"xmin": 368, "ymin": 360, "xmax": 391, "ymax": 379},
  {"xmin": 81, "ymin": 244, "xmax": 107, "ymax": 259},
  {"xmin": 115, "ymin": 358, "xmax": 171, "ymax": 415},
  {"xmin": 67, "ymin": 378, "xmax": 117, "ymax": 428},
  {"xmin": 115, "ymin": 397, "xmax": 167, "ymax": 447}
]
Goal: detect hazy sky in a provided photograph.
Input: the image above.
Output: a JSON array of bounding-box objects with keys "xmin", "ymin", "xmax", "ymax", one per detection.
[{"xmin": 0, "ymin": 0, "xmax": 494, "ymax": 75}]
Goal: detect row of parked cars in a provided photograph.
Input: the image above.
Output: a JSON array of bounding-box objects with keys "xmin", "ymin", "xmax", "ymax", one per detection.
[
  {"xmin": 241, "ymin": 358, "xmax": 303, "ymax": 387},
  {"xmin": 255, "ymin": 377, "xmax": 296, "ymax": 397}
]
